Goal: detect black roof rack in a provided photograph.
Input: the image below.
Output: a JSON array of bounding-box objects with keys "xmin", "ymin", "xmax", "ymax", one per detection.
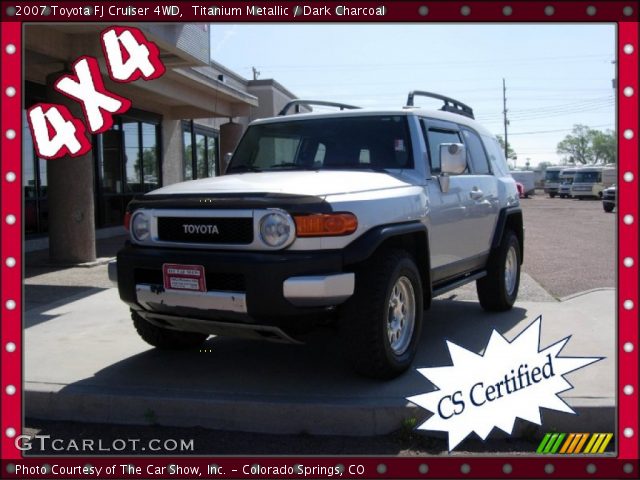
[
  {"xmin": 405, "ymin": 91, "xmax": 474, "ymax": 119},
  {"xmin": 278, "ymin": 100, "xmax": 360, "ymax": 116}
]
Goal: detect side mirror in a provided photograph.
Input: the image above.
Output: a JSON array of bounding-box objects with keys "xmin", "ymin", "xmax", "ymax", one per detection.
[{"xmin": 439, "ymin": 143, "xmax": 467, "ymax": 175}]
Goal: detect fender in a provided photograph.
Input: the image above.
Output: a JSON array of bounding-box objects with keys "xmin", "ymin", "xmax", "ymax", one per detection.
[
  {"xmin": 491, "ymin": 206, "xmax": 524, "ymax": 263},
  {"xmin": 343, "ymin": 221, "xmax": 428, "ymax": 265}
]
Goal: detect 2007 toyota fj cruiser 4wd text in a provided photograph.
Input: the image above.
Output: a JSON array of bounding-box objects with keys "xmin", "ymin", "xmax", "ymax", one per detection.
[{"xmin": 110, "ymin": 91, "xmax": 524, "ymax": 379}]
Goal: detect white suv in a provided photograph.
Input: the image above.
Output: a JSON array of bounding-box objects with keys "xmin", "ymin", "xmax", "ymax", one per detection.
[{"xmin": 111, "ymin": 92, "xmax": 524, "ymax": 379}]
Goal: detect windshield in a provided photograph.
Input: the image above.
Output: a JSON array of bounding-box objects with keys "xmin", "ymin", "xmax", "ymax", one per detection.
[
  {"xmin": 228, "ymin": 116, "xmax": 413, "ymax": 173},
  {"xmin": 574, "ymin": 171, "xmax": 602, "ymax": 183},
  {"xmin": 545, "ymin": 171, "xmax": 561, "ymax": 181}
]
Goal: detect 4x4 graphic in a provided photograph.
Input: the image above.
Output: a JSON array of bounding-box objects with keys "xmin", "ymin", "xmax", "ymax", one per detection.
[{"xmin": 110, "ymin": 91, "xmax": 524, "ymax": 379}]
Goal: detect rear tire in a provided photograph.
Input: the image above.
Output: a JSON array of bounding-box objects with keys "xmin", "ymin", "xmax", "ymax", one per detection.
[
  {"xmin": 603, "ymin": 203, "xmax": 614, "ymax": 213},
  {"xmin": 549, "ymin": 193, "xmax": 556, "ymax": 198},
  {"xmin": 476, "ymin": 229, "xmax": 521, "ymax": 312},
  {"xmin": 340, "ymin": 249, "xmax": 423, "ymax": 379},
  {"xmin": 132, "ymin": 310, "xmax": 208, "ymax": 349}
]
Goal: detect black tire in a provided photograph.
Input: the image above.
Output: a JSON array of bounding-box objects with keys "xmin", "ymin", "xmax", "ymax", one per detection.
[
  {"xmin": 476, "ymin": 229, "xmax": 521, "ymax": 312},
  {"xmin": 559, "ymin": 194, "xmax": 566, "ymax": 199},
  {"xmin": 131, "ymin": 310, "xmax": 208, "ymax": 349},
  {"xmin": 340, "ymin": 249, "xmax": 423, "ymax": 379},
  {"xmin": 603, "ymin": 203, "xmax": 614, "ymax": 213},
  {"xmin": 549, "ymin": 193, "xmax": 556, "ymax": 198}
]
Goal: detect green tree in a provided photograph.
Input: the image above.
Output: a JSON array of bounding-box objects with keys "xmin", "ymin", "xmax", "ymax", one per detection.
[
  {"xmin": 590, "ymin": 129, "xmax": 616, "ymax": 164},
  {"xmin": 557, "ymin": 125, "xmax": 616, "ymax": 165},
  {"xmin": 496, "ymin": 135, "xmax": 517, "ymax": 160}
]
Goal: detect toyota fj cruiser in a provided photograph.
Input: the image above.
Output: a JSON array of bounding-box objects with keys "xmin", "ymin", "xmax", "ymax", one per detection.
[{"xmin": 110, "ymin": 91, "xmax": 524, "ymax": 379}]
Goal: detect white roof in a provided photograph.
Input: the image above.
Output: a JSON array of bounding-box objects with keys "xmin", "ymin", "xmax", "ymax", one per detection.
[{"xmin": 250, "ymin": 107, "xmax": 496, "ymax": 137}]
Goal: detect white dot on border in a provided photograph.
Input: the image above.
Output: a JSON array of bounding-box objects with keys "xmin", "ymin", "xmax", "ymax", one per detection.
[
  {"xmin": 5, "ymin": 385, "xmax": 16, "ymax": 395},
  {"xmin": 624, "ymin": 300, "xmax": 634, "ymax": 310},
  {"xmin": 461, "ymin": 6, "xmax": 471, "ymax": 16},
  {"xmin": 586, "ymin": 6, "xmax": 596, "ymax": 15},
  {"xmin": 5, "ymin": 300, "xmax": 16, "ymax": 310},
  {"xmin": 503, "ymin": 6, "xmax": 513, "ymax": 16},
  {"xmin": 5, "ymin": 428, "xmax": 16, "ymax": 438},
  {"xmin": 503, "ymin": 464, "xmax": 513, "ymax": 474},
  {"xmin": 5, "ymin": 44, "xmax": 16, "ymax": 55},
  {"xmin": 5, "ymin": 257, "xmax": 16, "ymax": 268},
  {"xmin": 461, "ymin": 464, "xmax": 471, "ymax": 474},
  {"xmin": 418, "ymin": 464, "xmax": 429, "ymax": 474},
  {"xmin": 624, "ymin": 129, "xmax": 634, "ymax": 140},
  {"xmin": 623, "ymin": 463, "xmax": 634, "ymax": 474},
  {"xmin": 623, "ymin": 6, "xmax": 634, "ymax": 16},
  {"xmin": 623, "ymin": 44, "xmax": 634, "ymax": 55},
  {"xmin": 544, "ymin": 464, "xmax": 555, "ymax": 474},
  {"xmin": 5, "ymin": 171, "xmax": 16, "ymax": 182},
  {"xmin": 544, "ymin": 6, "xmax": 555, "ymax": 15},
  {"xmin": 623, "ymin": 86, "xmax": 634, "ymax": 97},
  {"xmin": 623, "ymin": 214, "xmax": 634, "ymax": 225},
  {"xmin": 586, "ymin": 463, "xmax": 597, "ymax": 474},
  {"xmin": 623, "ymin": 257, "xmax": 634, "ymax": 268},
  {"xmin": 623, "ymin": 427, "xmax": 634, "ymax": 438},
  {"xmin": 5, "ymin": 86, "xmax": 16, "ymax": 97},
  {"xmin": 5, "ymin": 342, "xmax": 16, "ymax": 353},
  {"xmin": 623, "ymin": 385, "xmax": 634, "ymax": 395},
  {"xmin": 5, "ymin": 214, "xmax": 16, "ymax": 225},
  {"xmin": 377, "ymin": 464, "xmax": 387, "ymax": 474},
  {"xmin": 5, "ymin": 129, "xmax": 16, "ymax": 140},
  {"xmin": 418, "ymin": 6, "xmax": 429, "ymax": 16},
  {"xmin": 624, "ymin": 171, "xmax": 635, "ymax": 182},
  {"xmin": 624, "ymin": 342, "xmax": 634, "ymax": 353}
]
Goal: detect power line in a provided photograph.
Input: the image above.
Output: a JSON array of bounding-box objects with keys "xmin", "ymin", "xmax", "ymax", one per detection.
[{"xmin": 509, "ymin": 124, "xmax": 614, "ymax": 136}]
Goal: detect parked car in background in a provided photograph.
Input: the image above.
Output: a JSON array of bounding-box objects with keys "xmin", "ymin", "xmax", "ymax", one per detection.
[
  {"xmin": 516, "ymin": 182, "xmax": 525, "ymax": 198},
  {"xmin": 544, "ymin": 166, "xmax": 565, "ymax": 198},
  {"xmin": 602, "ymin": 184, "xmax": 616, "ymax": 212},
  {"xmin": 558, "ymin": 167, "xmax": 580, "ymax": 198},
  {"xmin": 571, "ymin": 166, "xmax": 616, "ymax": 200}
]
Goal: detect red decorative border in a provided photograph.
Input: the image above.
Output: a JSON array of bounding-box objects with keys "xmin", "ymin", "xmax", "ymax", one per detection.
[{"xmin": 1, "ymin": 2, "xmax": 638, "ymax": 478}]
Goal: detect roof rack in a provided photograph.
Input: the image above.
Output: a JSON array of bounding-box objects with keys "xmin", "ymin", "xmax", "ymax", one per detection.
[
  {"xmin": 405, "ymin": 91, "xmax": 475, "ymax": 119},
  {"xmin": 278, "ymin": 100, "xmax": 360, "ymax": 116}
]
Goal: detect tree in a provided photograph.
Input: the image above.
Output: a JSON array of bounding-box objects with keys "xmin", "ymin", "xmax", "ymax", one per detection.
[
  {"xmin": 590, "ymin": 129, "xmax": 616, "ymax": 164},
  {"xmin": 557, "ymin": 124, "xmax": 616, "ymax": 165},
  {"xmin": 496, "ymin": 135, "xmax": 517, "ymax": 160}
]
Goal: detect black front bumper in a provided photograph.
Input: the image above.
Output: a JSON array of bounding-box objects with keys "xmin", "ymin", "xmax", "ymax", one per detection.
[{"xmin": 117, "ymin": 244, "xmax": 345, "ymax": 322}]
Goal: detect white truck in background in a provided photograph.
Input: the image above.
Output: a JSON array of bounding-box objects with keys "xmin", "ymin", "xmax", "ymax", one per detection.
[{"xmin": 510, "ymin": 171, "xmax": 536, "ymax": 198}]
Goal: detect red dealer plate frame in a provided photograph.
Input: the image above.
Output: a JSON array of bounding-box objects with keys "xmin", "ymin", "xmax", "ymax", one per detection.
[
  {"xmin": 162, "ymin": 263, "xmax": 207, "ymax": 292},
  {"xmin": 1, "ymin": 2, "xmax": 638, "ymax": 479}
]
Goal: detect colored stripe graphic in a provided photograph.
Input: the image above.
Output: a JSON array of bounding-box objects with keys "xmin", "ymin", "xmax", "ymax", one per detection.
[{"xmin": 537, "ymin": 433, "xmax": 614, "ymax": 454}]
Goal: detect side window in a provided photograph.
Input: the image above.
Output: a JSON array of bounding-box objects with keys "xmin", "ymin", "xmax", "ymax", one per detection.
[
  {"xmin": 482, "ymin": 135, "xmax": 510, "ymax": 177},
  {"xmin": 422, "ymin": 123, "xmax": 463, "ymax": 174},
  {"xmin": 462, "ymin": 128, "xmax": 491, "ymax": 174}
]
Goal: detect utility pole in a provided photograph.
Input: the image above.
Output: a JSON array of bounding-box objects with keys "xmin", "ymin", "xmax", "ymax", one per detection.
[
  {"xmin": 502, "ymin": 78, "xmax": 509, "ymax": 161},
  {"xmin": 252, "ymin": 66, "xmax": 260, "ymax": 80}
]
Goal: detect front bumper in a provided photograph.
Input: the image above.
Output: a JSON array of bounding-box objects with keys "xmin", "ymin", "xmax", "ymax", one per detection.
[{"xmin": 116, "ymin": 245, "xmax": 354, "ymax": 323}]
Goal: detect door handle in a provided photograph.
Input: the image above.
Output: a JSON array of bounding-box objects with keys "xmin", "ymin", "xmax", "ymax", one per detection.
[{"xmin": 469, "ymin": 189, "xmax": 484, "ymax": 200}]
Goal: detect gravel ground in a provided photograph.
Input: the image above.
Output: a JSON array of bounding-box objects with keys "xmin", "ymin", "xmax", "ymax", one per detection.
[{"xmin": 517, "ymin": 193, "xmax": 615, "ymax": 299}]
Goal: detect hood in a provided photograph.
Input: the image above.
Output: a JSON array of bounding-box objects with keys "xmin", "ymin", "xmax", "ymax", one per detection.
[{"xmin": 149, "ymin": 170, "xmax": 413, "ymax": 197}]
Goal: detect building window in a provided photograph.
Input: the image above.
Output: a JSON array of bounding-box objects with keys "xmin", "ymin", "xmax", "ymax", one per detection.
[
  {"xmin": 183, "ymin": 121, "xmax": 219, "ymax": 180},
  {"xmin": 23, "ymin": 110, "xmax": 48, "ymax": 235},
  {"xmin": 96, "ymin": 111, "xmax": 162, "ymax": 227}
]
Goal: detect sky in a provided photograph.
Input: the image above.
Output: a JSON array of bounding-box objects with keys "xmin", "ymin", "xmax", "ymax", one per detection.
[{"xmin": 210, "ymin": 24, "xmax": 616, "ymax": 168}]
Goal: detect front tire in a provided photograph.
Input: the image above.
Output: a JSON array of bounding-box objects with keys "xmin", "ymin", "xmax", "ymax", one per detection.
[
  {"xmin": 603, "ymin": 203, "xmax": 614, "ymax": 213},
  {"xmin": 341, "ymin": 249, "xmax": 423, "ymax": 379},
  {"xmin": 549, "ymin": 193, "xmax": 556, "ymax": 198},
  {"xmin": 476, "ymin": 229, "xmax": 521, "ymax": 312},
  {"xmin": 132, "ymin": 310, "xmax": 208, "ymax": 349}
]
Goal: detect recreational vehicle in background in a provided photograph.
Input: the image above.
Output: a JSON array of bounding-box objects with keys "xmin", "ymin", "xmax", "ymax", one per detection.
[
  {"xmin": 544, "ymin": 166, "xmax": 565, "ymax": 198},
  {"xmin": 510, "ymin": 170, "xmax": 536, "ymax": 198},
  {"xmin": 558, "ymin": 167, "xmax": 581, "ymax": 198},
  {"xmin": 570, "ymin": 166, "xmax": 617, "ymax": 199}
]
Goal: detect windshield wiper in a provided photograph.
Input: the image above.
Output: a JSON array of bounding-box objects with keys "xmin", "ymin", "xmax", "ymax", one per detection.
[{"xmin": 268, "ymin": 162, "xmax": 317, "ymax": 170}]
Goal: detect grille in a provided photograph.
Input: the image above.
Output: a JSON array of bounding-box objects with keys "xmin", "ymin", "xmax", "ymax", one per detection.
[
  {"xmin": 157, "ymin": 217, "xmax": 253, "ymax": 244},
  {"xmin": 135, "ymin": 268, "xmax": 246, "ymax": 292}
]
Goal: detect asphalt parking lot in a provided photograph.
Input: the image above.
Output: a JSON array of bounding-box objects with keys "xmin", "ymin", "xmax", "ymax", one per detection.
[{"xmin": 518, "ymin": 193, "xmax": 616, "ymax": 299}]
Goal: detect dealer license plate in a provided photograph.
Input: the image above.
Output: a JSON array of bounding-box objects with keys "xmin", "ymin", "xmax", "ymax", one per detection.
[{"xmin": 162, "ymin": 263, "xmax": 207, "ymax": 292}]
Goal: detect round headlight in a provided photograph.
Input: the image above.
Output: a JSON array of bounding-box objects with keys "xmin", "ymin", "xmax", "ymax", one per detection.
[
  {"xmin": 260, "ymin": 212, "xmax": 292, "ymax": 247},
  {"xmin": 131, "ymin": 212, "xmax": 150, "ymax": 241}
]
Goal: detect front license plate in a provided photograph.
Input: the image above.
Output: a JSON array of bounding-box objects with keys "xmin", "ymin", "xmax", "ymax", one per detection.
[{"xmin": 162, "ymin": 263, "xmax": 207, "ymax": 292}]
